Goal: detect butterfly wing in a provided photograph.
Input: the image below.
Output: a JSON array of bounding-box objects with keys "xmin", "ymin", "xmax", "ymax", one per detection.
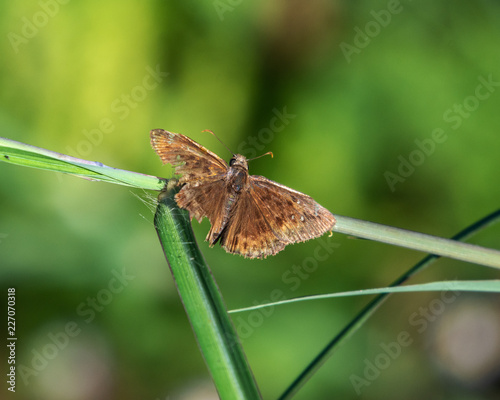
[
  {"xmin": 151, "ymin": 129, "xmax": 230, "ymax": 235},
  {"xmin": 150, "ymin": 129, "xmax": 228, "ymax": 184},
  {"xmin": 218, "ymin": 176, "xmax": 335, "ymax": 259},
  {"xmin": 175, "ymin": 178, "xmax": 230, "ymax": 243},
  {"xmin": 249, "ymin": 176, "xmax": 336, "ymax": 244},
  {"xmin": 218, "ymin": 189, "xmax": 286, "ymax": 258}
]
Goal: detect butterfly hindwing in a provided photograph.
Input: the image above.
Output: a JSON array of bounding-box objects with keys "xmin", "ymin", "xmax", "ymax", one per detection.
[
  {"xmin": 175, "ymin": 178, "xmax": 226, "ymax": 222},
  {"xmin": 218, "ymin": 189, "xmax": 286, "ymax": 259}
]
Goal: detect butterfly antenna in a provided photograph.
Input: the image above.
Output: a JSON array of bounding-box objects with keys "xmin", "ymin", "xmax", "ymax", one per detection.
[
  {"xmin": 247, "ymin": 151, "xmax": 273, "ymax": 162},
  {"xmin": 202, "ymin": 129, "xmax": 234, "ymax": 156}
]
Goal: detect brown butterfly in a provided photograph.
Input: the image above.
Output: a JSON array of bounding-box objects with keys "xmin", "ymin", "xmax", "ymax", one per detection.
[{"xmin": 150, "ymin": 129, "xmax": 335, "ymax": 259}]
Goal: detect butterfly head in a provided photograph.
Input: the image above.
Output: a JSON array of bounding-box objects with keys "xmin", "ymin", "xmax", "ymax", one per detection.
[{"xmin": 229, "ymin": 154, "xmax": 249, "ymax": 171}]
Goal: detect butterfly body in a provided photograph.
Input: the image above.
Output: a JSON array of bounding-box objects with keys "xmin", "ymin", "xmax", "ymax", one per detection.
[
  {"xmin": 227, "ymin": 155, "xmax": 249, "ymax": 192},
  {"xmin": 205, "ymin": 157, "xmax": 248, "ymax": 245},
  {"xmin": 151, "ymin": 129, "xmax": 335, "ymax": 259}
]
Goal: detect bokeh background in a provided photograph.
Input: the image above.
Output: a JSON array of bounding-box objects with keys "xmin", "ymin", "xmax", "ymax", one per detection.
[{"xmin": 1, "ymin": 1, "xmax": 500, "ymax": 399}]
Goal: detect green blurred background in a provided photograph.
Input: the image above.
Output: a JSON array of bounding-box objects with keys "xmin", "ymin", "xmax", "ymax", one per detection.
[{"xmin": 1, "ymin": 1, "xmax": 500, "ymax": 399}]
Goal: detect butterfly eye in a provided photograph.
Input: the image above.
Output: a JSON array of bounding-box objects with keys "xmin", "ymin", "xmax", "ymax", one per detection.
[{"xmin": 229, "ymin": 157, "xmax": 236, "ymax": 166}]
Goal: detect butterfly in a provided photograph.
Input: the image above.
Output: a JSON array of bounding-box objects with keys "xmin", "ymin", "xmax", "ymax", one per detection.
[{"xmin": 150, "ymin": 129, "xmax": 336, "ymax": 259}]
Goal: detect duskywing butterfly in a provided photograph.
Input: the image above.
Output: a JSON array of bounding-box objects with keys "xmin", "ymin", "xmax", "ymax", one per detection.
[{"xmin": 150, "ymin": 129, "xmax": 335, "ymax": 259}]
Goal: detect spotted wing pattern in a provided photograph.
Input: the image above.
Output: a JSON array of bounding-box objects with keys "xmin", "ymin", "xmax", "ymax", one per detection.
[{"xmin": 249, "ymin": 176, "xmax": 336, "ymax": 244}]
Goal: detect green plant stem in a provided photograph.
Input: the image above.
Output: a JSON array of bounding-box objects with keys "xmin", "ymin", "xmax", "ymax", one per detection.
[
  {"xmin": 0, "ymin": 136, "xmax": 164, "ymax": 190},
  {"xmin": 154, "ymin": 185, "xmax": 261, "ymax": 400},
  {"xmin": 333, "ymin": 214, "xmax": 500, "ymax": 269}
]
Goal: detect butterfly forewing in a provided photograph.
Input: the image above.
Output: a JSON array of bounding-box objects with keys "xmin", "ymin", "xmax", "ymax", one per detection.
[
  {"xmin": 150, "ymin": 129, "xmax": 228, "ymax": 183},
  {"xmin": 249, "ymin": 176, "xmax": 336, "ymax": 244}
]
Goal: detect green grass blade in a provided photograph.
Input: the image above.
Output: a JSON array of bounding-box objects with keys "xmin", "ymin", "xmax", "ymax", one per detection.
[
  {"xmin": 153, "ymin": 185, "xmax": 262, "ymax": 400},
  {"xmin": 278, "ymin": 209, "xmax": 500, "ymax": 400},
  {"xmin": 0, "ymin": 136, "xmax": 165, "ymax": 190},
  {"xmin": 229, "ymin": 280, "xmax": 500, "ymax": 314},
  {"xmin": 333, "ymin": 214, "xmax": 500, "ymax": 269}
]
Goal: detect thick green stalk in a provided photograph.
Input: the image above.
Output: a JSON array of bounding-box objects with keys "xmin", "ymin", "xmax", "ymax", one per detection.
[{"xmin": 153, "ymin": 184, "xmax": 261, "ymax": 400}]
